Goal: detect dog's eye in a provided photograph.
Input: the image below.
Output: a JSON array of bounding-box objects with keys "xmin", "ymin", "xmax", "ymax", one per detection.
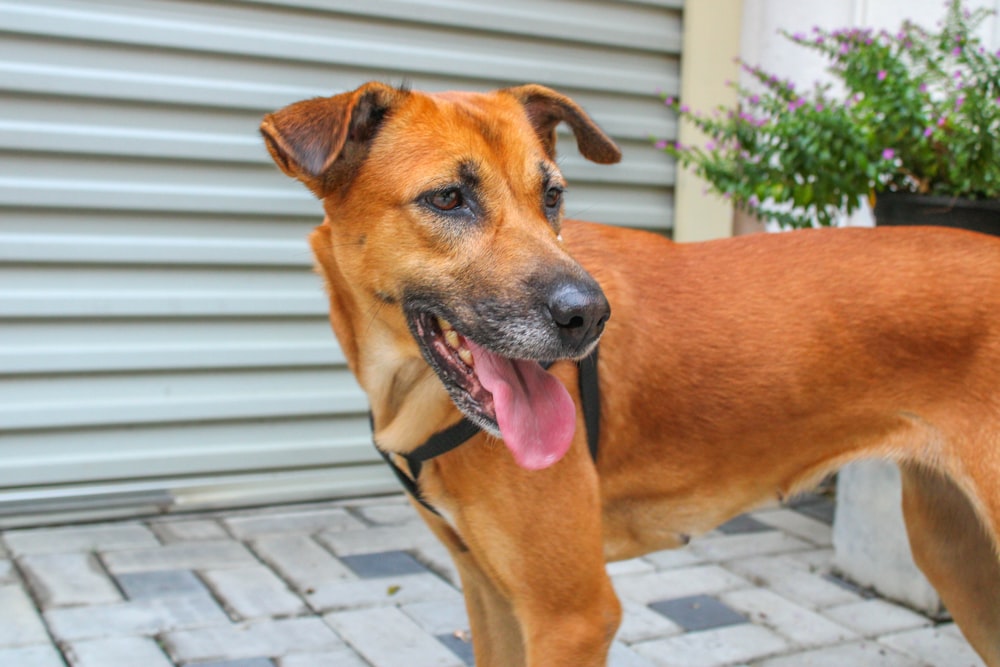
[
  {"xmin": 544, "ymin": 186, "xmax": 564, "ymax": 210},
  {"xmin": 428, "ymin": 188, "xmax": 464, "ymax": 212}
]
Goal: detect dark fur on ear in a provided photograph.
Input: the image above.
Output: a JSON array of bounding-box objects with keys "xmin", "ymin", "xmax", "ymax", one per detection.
[
  {"xmin": 503, "ymin": 84, "xmax": 622, "ymax": 165},
  {"xmin": 260, "ymin": 82, "xmax": 407, "ymax": 197}
]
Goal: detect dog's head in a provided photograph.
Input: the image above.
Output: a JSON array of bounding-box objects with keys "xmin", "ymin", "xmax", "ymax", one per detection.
[{"xmin": 260, "ymin": 82, "xmax": 619, "ymax": 469}]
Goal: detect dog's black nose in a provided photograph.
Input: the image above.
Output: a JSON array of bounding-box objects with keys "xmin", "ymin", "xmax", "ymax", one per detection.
[{"xmin": 547, "ymin": 281, "xmax": 611, "ymax": 351}]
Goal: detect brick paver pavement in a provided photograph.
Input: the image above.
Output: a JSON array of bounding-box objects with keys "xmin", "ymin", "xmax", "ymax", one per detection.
[{"xmin": 0, "ymin": 493, "xmax": 986, "ymax": 667}]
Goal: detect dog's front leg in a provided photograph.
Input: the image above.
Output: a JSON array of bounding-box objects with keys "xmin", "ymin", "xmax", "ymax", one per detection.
[
  {"xmin": 424, "ymin": 433, "xmax": 621, "ymax": 667},
  {"xmin": 418, "ymin": 506, "xmax": 528, "ymax": 665}
]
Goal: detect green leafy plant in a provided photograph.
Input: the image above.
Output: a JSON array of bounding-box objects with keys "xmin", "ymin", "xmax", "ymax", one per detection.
[{"xmin": 657, "ymin": 0, "xmax": 1000, "ymax": 229}]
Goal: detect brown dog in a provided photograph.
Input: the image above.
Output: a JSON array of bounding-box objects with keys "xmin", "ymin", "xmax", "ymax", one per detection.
[{"xmin": 261, "ymin": 82, "xmax": 1000, "ymax": 666}]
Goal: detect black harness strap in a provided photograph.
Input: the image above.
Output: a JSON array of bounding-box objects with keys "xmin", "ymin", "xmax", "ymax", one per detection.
[
  {"xmin": 578, "ymin": 345, "xmax": 601, "ymax": 462},
  {"xmin": 372, "ymin": 347, "xmax": 601, "ymax": 516}
]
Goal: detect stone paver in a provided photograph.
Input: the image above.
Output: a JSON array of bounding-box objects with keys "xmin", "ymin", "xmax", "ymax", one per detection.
[
  {"xmin": 614, "ymin": 565, "xmax": 749, "ymax": 605},
  {"xmin": 224, "ymin": 508, "xmax": 363, "ymax": 539},
  {"xmin": 632, "ymin": 623, "xmax": 789, "ymax": 667},
  {"xmin": 400, "ymin": 598, "xmax": 471, "ymax": 636},
  {"xmin": 45, "ymin": 595, "xmax": 229, "ymax": 641},
  {"xmin": 116, "ymin": 569, "xmax": 209, "ymax": 600},
  {"xmin": 822, "ymin": 599, "xmax": 933, "ymax": 637},
  {"xmin": 726, "ymin": 554, "xmax": 862, "ymax": 609},
  {"xmin": 0, "ymin": 644, "xmax": 66, "ymax": 667},
  {"xmin": 648, "ymin": 595, "xmax": 748, "ymax": 632},
  {"xmin": 65, "ymin": 636, "xmax": 173, "ymax": 667},
  {"xmin": 279, "ymin": 648, "xmax": 370, "ymax": 667},
  {"xmin": 616, "ymin": 601, "xmax": 684, "ymax": 644},
  {"xmin": 0, "ymin": 585, "xmax": 50, "ymax": 647},
  {"xmin": 3, "ymin": 523, "xmax": 158, "ymax": 556},
  {"xmin": 251, "ymin": 535, "xmax": 355, "ymax": 592},
  {"xmin": 610, "ymin": 641, "xmax": 658, "ymax": 667},
  {"xmin": 642, "ymin": 548, "xmax": 704, "ymax": 570},
  {"xmin": 352, "ymin": 501, "xmax": 422, "ymax": 526},
  {"xmin": 688, "ymin": 531, "xmax": 812, "ymax": 562},
  {"xmin": 306, "ymin": 572, "xmax": 462, "ymax": 612},
  {"xmin": 163, "ymin": 617, "xmax": 343, "ymax": 663},
  {"xmin": 325, "ymin": 606, "xmax": 465, "ymax": 667},
  {"xmin": 19, "ymin": 552, "xmax": 122, "ymax": 608},
  {"xmin": 754, "ymin": 640, "xmax": 923, "ymax": 667},
  {"xmin": 150, "ymin": 519, "xmax": 229, "ymax": 543},
  {"xmin": 101, "ymin": 540, "xmax": 258, "ymax": 573},
  {"xmin": 201, "ymin": 566, "xmax": 308, "ymax": 619},
  {"xmin": 608, "ymin": 556, "xmax": 657, "ymax": 577},
  {"xmin": 750, "ymin": 509, "xmax": 834, "ymax": 547},
  {"xmin": 879, "ymin": 626, "xmax": 987, "ymax": 667},
  {"xmin": 0, "ymin": 496, "xmax": 987, "ymax": 666},
  {"xmin": 315, "ymin": 522, "xmax": 439, "ymax": 556},
  {"xmin": 720, "ymin": 588, "xmax": 857, "ymax": 647}
]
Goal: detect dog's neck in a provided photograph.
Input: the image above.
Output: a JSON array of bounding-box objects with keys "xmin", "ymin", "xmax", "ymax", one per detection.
[
  {"xmin": 359, "ymin": 331, "xmax": 460, "ymax": 452},
  {"xmin": 309, "ymin": 225, "xmax": 461, "ymax": 454}
]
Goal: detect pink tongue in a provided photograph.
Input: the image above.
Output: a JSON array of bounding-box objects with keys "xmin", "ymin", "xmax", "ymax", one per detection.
[{"xmin": 467, "ymin": 341, "xmax": 576, "ymax": 470}]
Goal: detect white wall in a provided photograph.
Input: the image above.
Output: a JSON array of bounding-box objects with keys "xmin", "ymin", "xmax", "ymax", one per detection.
[
  {"xmin": 740, "ymin": 0, "xmax": 999, "ymax": 227},
  {"xmin": 742, "ymin": 0, "xmax": 1000, "ymax": 82}
]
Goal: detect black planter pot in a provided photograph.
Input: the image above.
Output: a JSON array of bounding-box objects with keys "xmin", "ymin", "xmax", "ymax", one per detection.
[{"xmin": 873, "ymin": 192, "xmax": 1000, "ymax": 238}]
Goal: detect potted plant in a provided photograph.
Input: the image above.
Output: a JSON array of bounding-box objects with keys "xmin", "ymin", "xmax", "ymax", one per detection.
[{"xmin": 657, "ymin": 0, "xmax": 1000, "ymax": 234}]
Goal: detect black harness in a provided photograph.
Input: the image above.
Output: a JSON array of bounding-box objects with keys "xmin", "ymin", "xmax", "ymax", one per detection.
[{"xmin": 373, "ymin": 347, "xmax": 601, "ymax": 516}]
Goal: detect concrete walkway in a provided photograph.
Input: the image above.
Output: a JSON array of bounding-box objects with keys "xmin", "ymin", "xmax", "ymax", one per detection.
[{"xmin": 0, "ymin": 493, "xmax": 986, "ymax": 667}]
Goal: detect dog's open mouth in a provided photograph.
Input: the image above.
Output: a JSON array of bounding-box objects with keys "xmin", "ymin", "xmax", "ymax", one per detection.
[{"xmin": 410, "ymin": 312, "xmax": 576, "ymax": 470}]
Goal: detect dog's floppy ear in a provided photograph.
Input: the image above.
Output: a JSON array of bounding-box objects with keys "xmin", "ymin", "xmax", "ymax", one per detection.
[
  {"xmin": 260, "ymin": 82, "xmax": 405, "ymax": 197},
  {"xmin": 504, "ymin": 84, "xmax": 621, "ymax": 165}
]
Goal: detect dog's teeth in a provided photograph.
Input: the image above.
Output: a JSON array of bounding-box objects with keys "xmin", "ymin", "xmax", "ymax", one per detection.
[
  {"xmin": 437, "ymin": 317, "xmax": 453, "ymax": 332},
  {"xmin": 445, "ymin": 329, "xmax": 461, "ymax": 349},
  {"xmin": 458, "ymin": 347, "xmax": 474, "ymax": 366}
]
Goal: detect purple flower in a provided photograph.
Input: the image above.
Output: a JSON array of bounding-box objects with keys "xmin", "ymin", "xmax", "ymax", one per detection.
[
  {"xmin": 953, "ymin": 46, "xmax": 962, "ymax": 56},
  {"xmin": 792, "ymin": 32, "xmax": 806, "ymax": 40},
  {"xmin": 924, "ymin": 126, "xmax": 934, "ymax": 137},
  {"xmin": 877, "ymin": 70, "xmax": 887, "ymax": 81},
  {"xmin": 839, "ymin": 42, "xmax": 851, "ymax": 55},
  {"xmin": 815, "ymin": 103, "xmax": 825, "ymax": 112},
  {"xmin": 937, "ymin": 116, "xmax": 948, "ymax": 127},
  {"xmin": 749, "ymin": 94, "xmax": 760, "ymax": 105},
  {"xmin": 919, "ymin": 82, "xmax": 928, "ymax": 93},
  {"xmin": 654, "ymin": 140, "xmax": 669, "ymax": 150},
  {"xmin": 664, "ymin": 96, "xmax": 675, "ymax": 106},
  {"xmin": 955, "ymin": 95, "xmax": 965, "ymax": 109},
  {"xmin": 705, "ymin": 141, "xmax": 717, "ymax": 151},
  {"xmin": 747, "ymin": 194, "xmax": 761, "ymax": 208},
  {"xmin": 679, "ymin": 104, "xmax": 690, "ymax": 113},
  {"xmin": 882, "ymin": 148, "xmax": 895, "ymax": 160}
]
